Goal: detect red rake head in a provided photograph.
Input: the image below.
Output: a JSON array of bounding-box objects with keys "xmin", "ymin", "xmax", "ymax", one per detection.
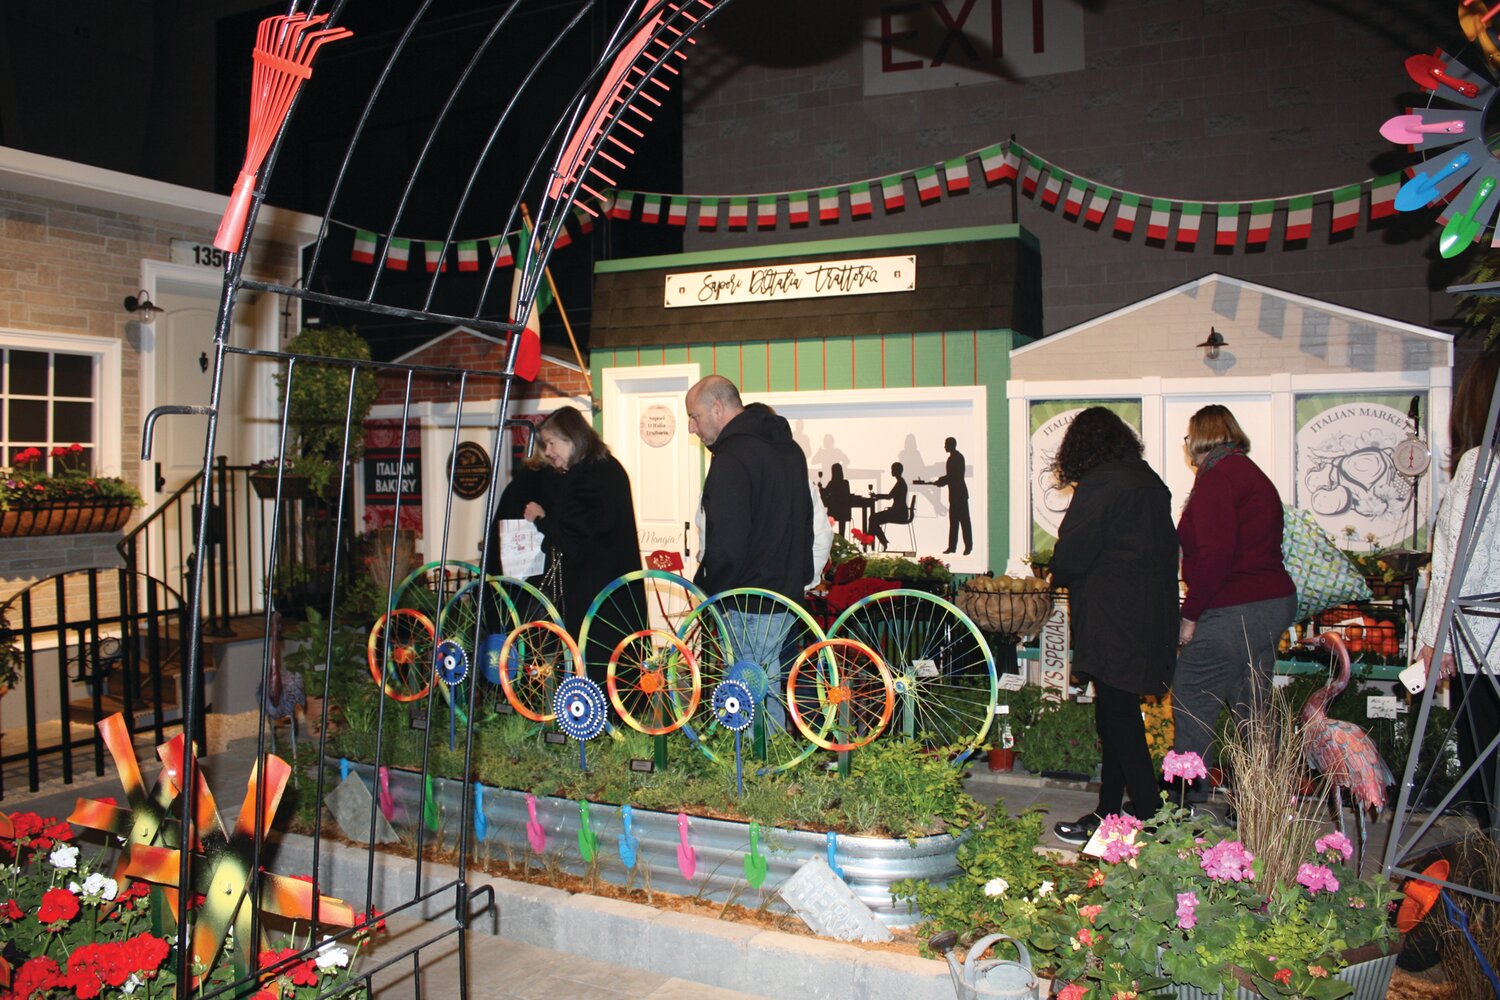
[{"xmin": 214, "ymin": 13, "xmax": 353, "ymax": 252}]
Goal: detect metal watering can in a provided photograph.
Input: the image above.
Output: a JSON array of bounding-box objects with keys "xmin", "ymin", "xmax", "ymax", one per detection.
[{"xmin": 930, "ymin": 931, "xmax": 1040, "ymax": 1000}]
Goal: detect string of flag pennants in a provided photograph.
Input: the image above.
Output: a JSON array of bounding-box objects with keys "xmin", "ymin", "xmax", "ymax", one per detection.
[
  {"xmin": 344, "ymin": 197, "xmax": 608, "ymax": 272},
  {"xmin": 342, "ymin": 141, "xmax": 1406, "ymax": 269}
]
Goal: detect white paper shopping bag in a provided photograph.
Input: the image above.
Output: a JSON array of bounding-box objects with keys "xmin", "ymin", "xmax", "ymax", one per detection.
[{"xmin": 499, "ymin": 518, "xmax": 546, "ymax": 578}]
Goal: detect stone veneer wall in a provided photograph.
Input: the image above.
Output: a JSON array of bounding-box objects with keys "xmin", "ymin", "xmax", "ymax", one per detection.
[
  {"xmin": 0, "ymin": 187, "xmax": 299, "ymax": 605},
  {"xmin": 678, "ymin": 1, "xmax": 1463, "ymax": 345}
]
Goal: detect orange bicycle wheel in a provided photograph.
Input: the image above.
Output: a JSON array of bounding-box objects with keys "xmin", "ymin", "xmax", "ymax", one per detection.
[
  {"xmin": 498, "ymin": 620, "xmax": 583, "ymax": 722},
  {"xmin": 786, "ymin": 638, "xmax": 894, "ymax": 751},
  {"xmin": 607, "ymin": 628, "xmax": 701, "ymax": 736},
  {"xmin": 367, "ymin": 608, "xmax": 436, "ymax": 702}
]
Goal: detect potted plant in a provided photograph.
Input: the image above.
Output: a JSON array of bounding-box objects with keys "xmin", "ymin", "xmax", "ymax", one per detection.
[
  {"xmin": 1024, "ymin": 545, "xmax": 1054, "ymax": 579},
  {"xmin": 257, "ymin": 326, "xmax": 379, "ymax": 500},
  {"xmin": 1013, "ymin": 697, "xmax": 1100, "ymax": 780},
  {"xmin": 0, "ymin": 444, "xmax": 144, "ymax": 537}
]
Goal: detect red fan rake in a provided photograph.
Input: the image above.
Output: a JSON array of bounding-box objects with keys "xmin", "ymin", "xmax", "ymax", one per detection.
[{"xmin": 214, "ymin": 13, "xmax": 352, "ymax": 253}]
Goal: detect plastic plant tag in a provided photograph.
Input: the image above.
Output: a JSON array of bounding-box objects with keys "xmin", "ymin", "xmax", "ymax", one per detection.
[
  {"xmin": 778, "ymin": 857, "xmax": 892, "ymax": 942},
  {"xmin": 326, "ymin": 774, "xmax": 399, "ymax": 844}
]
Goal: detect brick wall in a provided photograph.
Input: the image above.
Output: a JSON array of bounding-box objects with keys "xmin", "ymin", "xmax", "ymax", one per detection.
[
  {"xmin": 372, "ymin": 330, "xmax": 592, "ymax": 407},
  {"xmin": 679, "ymin": 1, "xmax": 1463, "ymax": 346},
  {"xmin": 0, "ymin": 186, "xmax": 299, "ymax": 600}
]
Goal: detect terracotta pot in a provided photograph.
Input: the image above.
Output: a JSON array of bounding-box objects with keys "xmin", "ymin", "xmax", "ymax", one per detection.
[{"xmin": 988, "ymin": 747, "xmax": 1015, "ymax": 772}]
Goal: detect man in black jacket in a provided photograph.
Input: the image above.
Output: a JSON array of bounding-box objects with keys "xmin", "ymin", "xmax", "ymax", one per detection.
[{"xmin": 686, "ymin": 375, "xmax": 813, "ymax": 726}]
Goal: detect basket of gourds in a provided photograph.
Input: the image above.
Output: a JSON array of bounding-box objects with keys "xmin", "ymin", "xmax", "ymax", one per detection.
[{"xmin": 955, "ymin": 574, "xmax": 1054, "ymax": 638}]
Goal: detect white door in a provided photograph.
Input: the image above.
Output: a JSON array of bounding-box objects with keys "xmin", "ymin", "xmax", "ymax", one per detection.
[
  {"xmin": 1161, "ymin": 394, "xmax": 1281, "ymax": 519},
  {"xmin": 602, "ymin": 365, "xmax": 702, "ymax": 578}
]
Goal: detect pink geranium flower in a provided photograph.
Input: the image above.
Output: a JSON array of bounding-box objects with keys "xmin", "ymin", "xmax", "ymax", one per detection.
[
  {"xmin": 1057, "ymin": 984, "xmax": 1088, "ymax": 1000},
  {"xmin": 1314, "ymin": 831, "xmax": 1353, "ymax": 862},
  {"xmin": 1199, "ymin": 840, "xmax": 1256, "ymax": 882},
  {"xmin": 1175, "ymin": 891, "xmax": 1198, "ymax": 930},
  {"xmin": 1162, "ymin": 750, "xmax": 1208, "ymax": 782},
  {"xmin": 1296, "ymin": 863, "xmax": 1340, "ymax": 895},
  {"xmin": 1096, "ymin": 813, "xmax": 1143, "ymax": 864}
]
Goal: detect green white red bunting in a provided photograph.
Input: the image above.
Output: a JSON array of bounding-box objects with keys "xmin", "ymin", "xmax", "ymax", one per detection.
[
  {"xmin": 1177, "ymin": 204, "xmax": 1203, "ymax": 245},
  {"xmin": 1216, "ymin": 204, "xmax": 1241, "ymax": 247},
  {"xmin": 341, "ymin": 140, "xmax": 1403, "ymax": 266}
]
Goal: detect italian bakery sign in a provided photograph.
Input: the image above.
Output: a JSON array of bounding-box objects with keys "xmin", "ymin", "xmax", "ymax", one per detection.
[{"xmin": 663, "ymin": 254, "xmax": 916, "ymax": 308}]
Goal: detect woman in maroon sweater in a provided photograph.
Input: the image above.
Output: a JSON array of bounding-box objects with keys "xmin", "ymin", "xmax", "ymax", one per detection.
[{"xmin": 1174, "ymin": 405, "xmax": 1296, "ymax": 801}]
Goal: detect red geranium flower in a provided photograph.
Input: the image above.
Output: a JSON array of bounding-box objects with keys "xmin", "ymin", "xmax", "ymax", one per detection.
[
  {"xmin": 259, "ymin": 948, "xmax": 318, "ymax": 988},
  {"xmin": 1273, "ymin": 968, "xmax": 1293, "ymax": 985},
  {"xmin": 9, "ymin": 955, "xmax": 63, "ymax": 1000},
  {"xmin": 2, "ymin": 898, "xmax": 23, "ymax": 920},
  {"xmin": 36, "ymin": 887, "xmax": 80, "ymax": 925},
  {"xmin": 41, "ymin": 821, "xmax": 72, "ymax": 843}
]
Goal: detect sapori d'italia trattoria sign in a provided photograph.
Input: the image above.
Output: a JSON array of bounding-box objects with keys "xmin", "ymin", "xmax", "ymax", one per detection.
[{"xmin": 663, "ymin": 255, "xmax": 915, "ymax": 308}]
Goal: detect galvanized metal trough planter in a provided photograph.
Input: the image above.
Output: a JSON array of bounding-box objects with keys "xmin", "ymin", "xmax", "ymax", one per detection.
[{"xmin": 339, "ymin": 760, "xmax": 962, "ymax": 927}]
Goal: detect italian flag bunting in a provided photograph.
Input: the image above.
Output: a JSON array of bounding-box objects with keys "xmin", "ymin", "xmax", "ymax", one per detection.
[
  {"xmin": 819, "ymin": 188, "xmax": 841, "ymax": 222},
  {"xmin": 728, "ymin": 197, "xmax": 749, "ymax": 229},
  {"xmin": 667, "ymin": 196, "xmax": 689, "ymax": 226},
  {"xmin": 788, "ymin": 191, "xmax": 810, "ymax": 225},
  {"xmin": 915, "ymin": 166, "xmax": 942, "ymax": 204},
  {"xmin": 944, "ymin": 157, "xmax": 970, "ymax": 194},
  {"xmin": 1176, "ymin": 203, "xmax": 1203, "ymax": 245},
  {"xmin": 1146, "ymin": 199, "xmax": 1172, "ymax": 241},
  {"xmin": 641, "ymin": 194, "xmax": 663, "ymax": 224},
  {"xmin": 849, "ymin": 182, "xmax": 873, "ymax": 219},
  {"xmin": 423, "ymin": 241, "xmax": 447, "ymax": 273},
  {"xmin": 488, "ymin": 235, "xmax": 513, "ymax": 269},
  {"xmin": 1063, "ymin": 178, "xmax": 1088, "ymax": 218},
  {"xmin": 551, "ymin": 220, "xmax": 572, "ymax": 249},
  {"xmin": 1021, "ymin": 156, "xmax": 1045, "ymax": 197},
  {"xmin": 881, "ymin": 176, "xmax": 906, "ymax": 212},
  {"xmin": 352, "ymin": 229, "xmax": 376, "ymax": 264},
  {"xmin": 386, "ymin": 238, "xmax": 411, "ymax": 271},
  {"xmin": 1113, "ymin": 194, "xmax": 1141, "ymax": 235},
  {"xmin": 609, "ymin": 191, "xmax": 636, "ymax": 220},
  {"xmin": 1331, "ymin": 185, "xmax": 1361, "ymax": 232},
  {"xmin": 1369, "ymin": 173, "xmax": 1400, "ymax": 219},
  {"xmin": 1216, "ymin": 203, "xmax": 1241, "ymax": 246},
  {"xmin": 1284, "ymin": 196, "xmax": 1314, "ymax": 240},
  {"xmin": 757, "ymin": 196, "xmax": 778, "ymax": 229},
  {"xmin": 698, "ymin": 197, "xmax": 720, "ymax": 230},
  {"xmin": 1084, "ymin": 186, "xmax": 1114, "ymax": 226},
  {"xmin": 1246, "ymin": 201, "xmax": 1276, "ymax": 245},
  {"xmin": 1041, "ymin": 169, "xmax": 1065, "ymax": 208},
  {"xmin": 572, "ymin": 205, "xmax": 596, "ymax": 235},
  {"xmin": 979, "ymin": 143, "xmax": 1015, "ymax": 183},
  {"xmin": 456, "ymin": 240, "xmax": 479, "ymax": 272},
  {"xmin": 507, "ymin": 218, "xmax": 553, "ymax": 382}
]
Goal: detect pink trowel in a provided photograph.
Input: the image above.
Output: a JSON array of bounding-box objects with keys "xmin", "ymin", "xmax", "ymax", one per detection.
[{"xmin": 1380, "ymin": 114, "xmax": 1465, "ymax": 144}]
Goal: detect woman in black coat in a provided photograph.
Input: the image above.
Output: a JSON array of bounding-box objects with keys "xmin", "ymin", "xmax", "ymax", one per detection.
[
  {"xmin": 1047, "ymin": 407, "xmax": 1179, "ymax": 844},
  {"xmin": 523, "ymin": 406, "xmax": 644, "ymax": 683}
]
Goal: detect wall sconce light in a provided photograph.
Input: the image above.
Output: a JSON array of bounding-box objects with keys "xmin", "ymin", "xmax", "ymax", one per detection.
[
  {"xmin": 1197, "ymin": 328, "xmax": 1227, "ymax": 361},
  {"xmin": 123, "ymin": 290, "xmax": 163, "ymax": 322}
]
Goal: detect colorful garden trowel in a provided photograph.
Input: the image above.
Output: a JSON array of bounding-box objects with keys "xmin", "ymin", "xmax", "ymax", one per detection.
[
  {"xmin": 1440, "ymin": 176, "xmax": 1497, "ymax": 256},
  {"xmin": 1396, "ymin": 151, "xmax": 1473, "ymax": 212},
  {"xmin": 578, "ymin": 801, "xmax": 598, "ymax": 862},
  {"xmin": 744, "ymin": 821, "xmax": 768, "ymax": 889},
  {"xmin": 618, "ymin": 805, "xmax": 639, "ymax": 869},
  {"xmin": 1405, "ymin": 52, "xmax": 1479, "ymax": 97},
  {"xmin": 676, "ymin": 812, "xmax": 696, "ymax": 881},
  {"xmin": 1379, "ymin": 114, "xmax": 1465, "ymax": 144},
  {"xmin": 525, "ymin": 794, "xmax": 546, "ymax": 854}
]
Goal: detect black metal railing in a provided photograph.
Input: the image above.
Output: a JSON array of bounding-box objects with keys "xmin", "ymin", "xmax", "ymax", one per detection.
[{"xmin": 0, "ymin": 568, "xmax": 185, "ymax": 798}]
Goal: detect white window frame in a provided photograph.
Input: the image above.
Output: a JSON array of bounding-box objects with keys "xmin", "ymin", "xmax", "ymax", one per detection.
[{"xmin": 0, "ymin": 327, "xmax": 123, "ymax": 477}]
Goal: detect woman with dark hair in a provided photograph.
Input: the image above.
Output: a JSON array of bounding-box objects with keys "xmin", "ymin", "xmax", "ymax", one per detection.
[
  {"xmin": 523, "ymin": 406, "xmax": 644, "ymax": 680},
  {"xmin": 1415, "ymin": 350, "xmax": 1500, "ymax": 830},
  {"xmin": 1047, "ymin": 407, "xmax": 1179, "ymax": 843},
  {"xmin": 1172, "ymin": 405, "xmax": 1296, "ymax": 803}
]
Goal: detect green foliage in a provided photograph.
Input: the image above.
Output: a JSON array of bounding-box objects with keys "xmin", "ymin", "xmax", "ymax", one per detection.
[
  {"xmin": 325, "ymin": 714, "xmax": 982, "ymax": 839},
  {"xmin": 272, "ymin": 327, "xmax": 379, "ymax": 481},
  {"xmin": 860, "ymin": 554, "xmax": 952, "ymax": 587},
  {"xmin": 1453, "ymin": 249, "xmax": 1500, "ymax": 351},
  {"xmin": 1013, "ymin": 696, "xmax": 1099, "ymax": 776},
  {"xmin": 0, "ymin": 604, "xmax": 22, "ymax": 692}
]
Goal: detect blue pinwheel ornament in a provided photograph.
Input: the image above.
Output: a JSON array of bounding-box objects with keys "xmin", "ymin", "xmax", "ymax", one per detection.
[
  {"xmin": 712, "ymin": 678, "xmax": 755, "ymax": 795},
  {"xmin": 553, "ymin": 675, "xmax": 608, "ymax": 770}
]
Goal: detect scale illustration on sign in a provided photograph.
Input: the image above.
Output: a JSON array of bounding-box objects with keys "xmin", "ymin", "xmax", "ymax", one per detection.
[{"xmin": 1294, "ymin": 394, "xmax": 1425, "ymax": 547}]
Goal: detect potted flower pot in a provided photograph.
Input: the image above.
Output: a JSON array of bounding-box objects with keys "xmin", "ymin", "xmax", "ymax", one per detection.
[{"xmin": 987, "ymin": 746, "xmax": 1015, "ymax": 772}]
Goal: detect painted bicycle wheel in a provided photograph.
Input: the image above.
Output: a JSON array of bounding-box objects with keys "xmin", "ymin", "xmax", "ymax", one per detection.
[
  {"xmin": 606, "ymin": 628, "xmax": 701, "ymax": 736},
  {"xmin": 828, "ymin": 589, "xmax": 997, "ymax": 764},
  {"xmin": 385, "ymin": 560, "xmax": 483, "ymax": 619},
  {"xmin": 786, "ymin": 638, "xmax": 895, "ymax": 752},
  {"xmin": 439, "ymin": 574, "xmax": 561, "ymax": 719},
  {"xmin": 579, "ymin": 570, "xmax": 702, "ymax": 680},
  {"xmin": 497, "ymin": 619, "xmax": 584, "ymax": 722},
  {"xmin": 366, "ymin": 608, "xmax": 436, "ymax": 702},
  {"xmin": 674, "ymin": 588, "xmax": 825, "ymax": 775}
]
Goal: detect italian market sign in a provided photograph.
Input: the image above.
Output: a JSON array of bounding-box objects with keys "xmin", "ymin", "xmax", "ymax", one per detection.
[{"xmin": 663, "ymin": 255, "xmax": 915, "ymax": 308}]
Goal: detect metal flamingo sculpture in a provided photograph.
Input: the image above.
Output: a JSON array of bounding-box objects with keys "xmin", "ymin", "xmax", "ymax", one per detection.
[
  {"xmin": 261, "ymin": 611, "xmax": 306, "ymax": 764},
  {"xmin": 1300, "ymin": 631, "xmax": 1393, "ymax": 871}
]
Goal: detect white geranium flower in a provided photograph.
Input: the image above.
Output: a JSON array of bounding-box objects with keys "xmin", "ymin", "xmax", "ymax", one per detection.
[
  {"xmin": 122, "ymin": 975, "xmax": 143, "ymax": 995},
  {"xmin": 983, "ymin": 877, "xmax": 1009, "ymax": 897},
  {"xmin": 82, "ymin": 872, "xmax": 119, "ymax": 901},
  {"xmin": 1035, "ymin": 880, "xmax": 1055, "ymax": 898},
  {"xmin": 315, "ymin": 942, "xmax": 350, "ymax": 970},
  {"xmin": 49, "ymin": 844, "xmax": 79, "ymax": 870}
]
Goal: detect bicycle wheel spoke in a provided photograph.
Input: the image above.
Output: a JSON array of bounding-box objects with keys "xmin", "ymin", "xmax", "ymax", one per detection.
[
  {"xmin": 788, "ymin": 639, "xmax": 894, "ymax": 752},
  {"xmin": 367, "ymin": 608, "xmax": 435, "ymax": 702},
  {"xmin": 607, "ymin": 628, "xmax": 701, "ymax": 735},
  {"xmin": 498, "ymin": 620, "xmax": 582, "ymax": 722}
]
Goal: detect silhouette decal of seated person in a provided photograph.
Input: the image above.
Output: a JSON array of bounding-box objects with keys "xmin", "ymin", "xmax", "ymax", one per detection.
[
  {"xmin": 867, "ymin": 462, "xmax": 910, "ymax": 551},
  {"xmin": 819, "ymin": 462, "xmax": 854, "ymax": 536}
]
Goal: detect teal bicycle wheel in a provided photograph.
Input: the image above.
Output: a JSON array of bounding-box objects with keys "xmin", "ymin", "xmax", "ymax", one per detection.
[
  {"xmin": 438, "ymin": 574, "xmax": 561, "ymax": 721},
  {"xmin": 827, "ymin": 589, "xmax": 997, "ymax": 765},
  {"xmin": 674, "ymin": 588, "xmax": 826, "ymax": 776},
  {"xmin": 579, "ymin": 570, "xmax": 703, "ymax": 679}
]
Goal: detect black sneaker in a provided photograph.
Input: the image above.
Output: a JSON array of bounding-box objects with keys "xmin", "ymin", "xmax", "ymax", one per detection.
[{"xmin": 1053, "ymin": 814, "xmax": 1101, "ymax": 845}]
